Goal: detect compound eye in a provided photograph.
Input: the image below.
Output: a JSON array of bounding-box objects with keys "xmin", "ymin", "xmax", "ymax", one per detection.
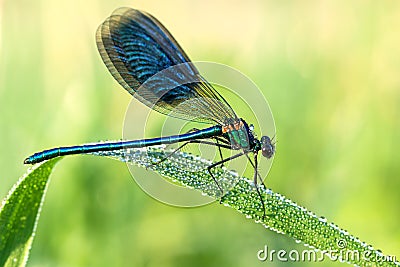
[
  {"xmin": 262, "ymin": 146, "xmax": 269, "ymax": 157},
  {"xmin": 261, "ymin": 136, "xmax": 271, "ymax": 144},
  {"xmin": 261, "ymin": 136, "xmax": 274, "ymax": 158},
  {"xmin": 265, "ymin": 147, "xmax": 274, "ymax": 158}
]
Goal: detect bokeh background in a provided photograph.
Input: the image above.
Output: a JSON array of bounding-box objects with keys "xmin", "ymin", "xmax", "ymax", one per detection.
[{"xmin": 1, "ymin": 0, "xmax": 399, "ymax": 266}]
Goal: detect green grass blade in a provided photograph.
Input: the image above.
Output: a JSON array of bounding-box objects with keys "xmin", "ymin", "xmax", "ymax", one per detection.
[
  {"xmin": 0, "ymin": 158, "xmax": 60, "ymax": 267},
  {"xmin": 93, "ymin": 147, "xmax": 399, "ymax": 267}
]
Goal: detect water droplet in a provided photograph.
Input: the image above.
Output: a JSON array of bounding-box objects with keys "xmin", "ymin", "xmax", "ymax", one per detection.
[{"xmin": 319, "ymin": 216, "xmax": 327, "ymax": 223}]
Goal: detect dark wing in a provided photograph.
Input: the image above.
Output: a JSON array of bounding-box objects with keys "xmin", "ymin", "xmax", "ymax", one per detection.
[{"xmin": 96, "ymin": 7, "xmax": 237, "ymax": 124}]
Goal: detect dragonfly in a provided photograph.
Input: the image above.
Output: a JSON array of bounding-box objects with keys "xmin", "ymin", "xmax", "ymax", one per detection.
[{"xmin": 24, "ymin": 7, "xmax": 275, "ymax": 216}]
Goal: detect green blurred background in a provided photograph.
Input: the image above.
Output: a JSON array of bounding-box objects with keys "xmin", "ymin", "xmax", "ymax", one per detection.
[{"xmin": 1, "ymin": 0, "xmax": 399, "ymax": 266}]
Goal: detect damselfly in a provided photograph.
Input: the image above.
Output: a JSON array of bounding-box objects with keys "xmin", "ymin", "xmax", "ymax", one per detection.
[{"xmin": 24, "ymin": 7, "xmax": 275, "ymax": 216}]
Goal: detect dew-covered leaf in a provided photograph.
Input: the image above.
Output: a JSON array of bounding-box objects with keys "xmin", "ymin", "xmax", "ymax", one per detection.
[
  {"xmin": 0, "ymin": 158, "xmax": 60, "ymax": 267},
  {"xmin": 93, "ymin": 147, "xmax": 399, "ymax": 267}
]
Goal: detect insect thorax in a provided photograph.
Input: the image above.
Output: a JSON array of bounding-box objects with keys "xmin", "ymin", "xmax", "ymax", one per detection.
[{"xmin": 222, "ymin": 118, "xmax": 255, "ymax": 150}]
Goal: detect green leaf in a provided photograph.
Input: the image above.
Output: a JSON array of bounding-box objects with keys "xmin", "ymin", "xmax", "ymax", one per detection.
[
  {"xmin": 0, "ymin": 158, "xmax": 60, "ymax": 267},
  {"xmin": 93, "ymin": 147, "xmax": 400, "ymax": 267}
]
